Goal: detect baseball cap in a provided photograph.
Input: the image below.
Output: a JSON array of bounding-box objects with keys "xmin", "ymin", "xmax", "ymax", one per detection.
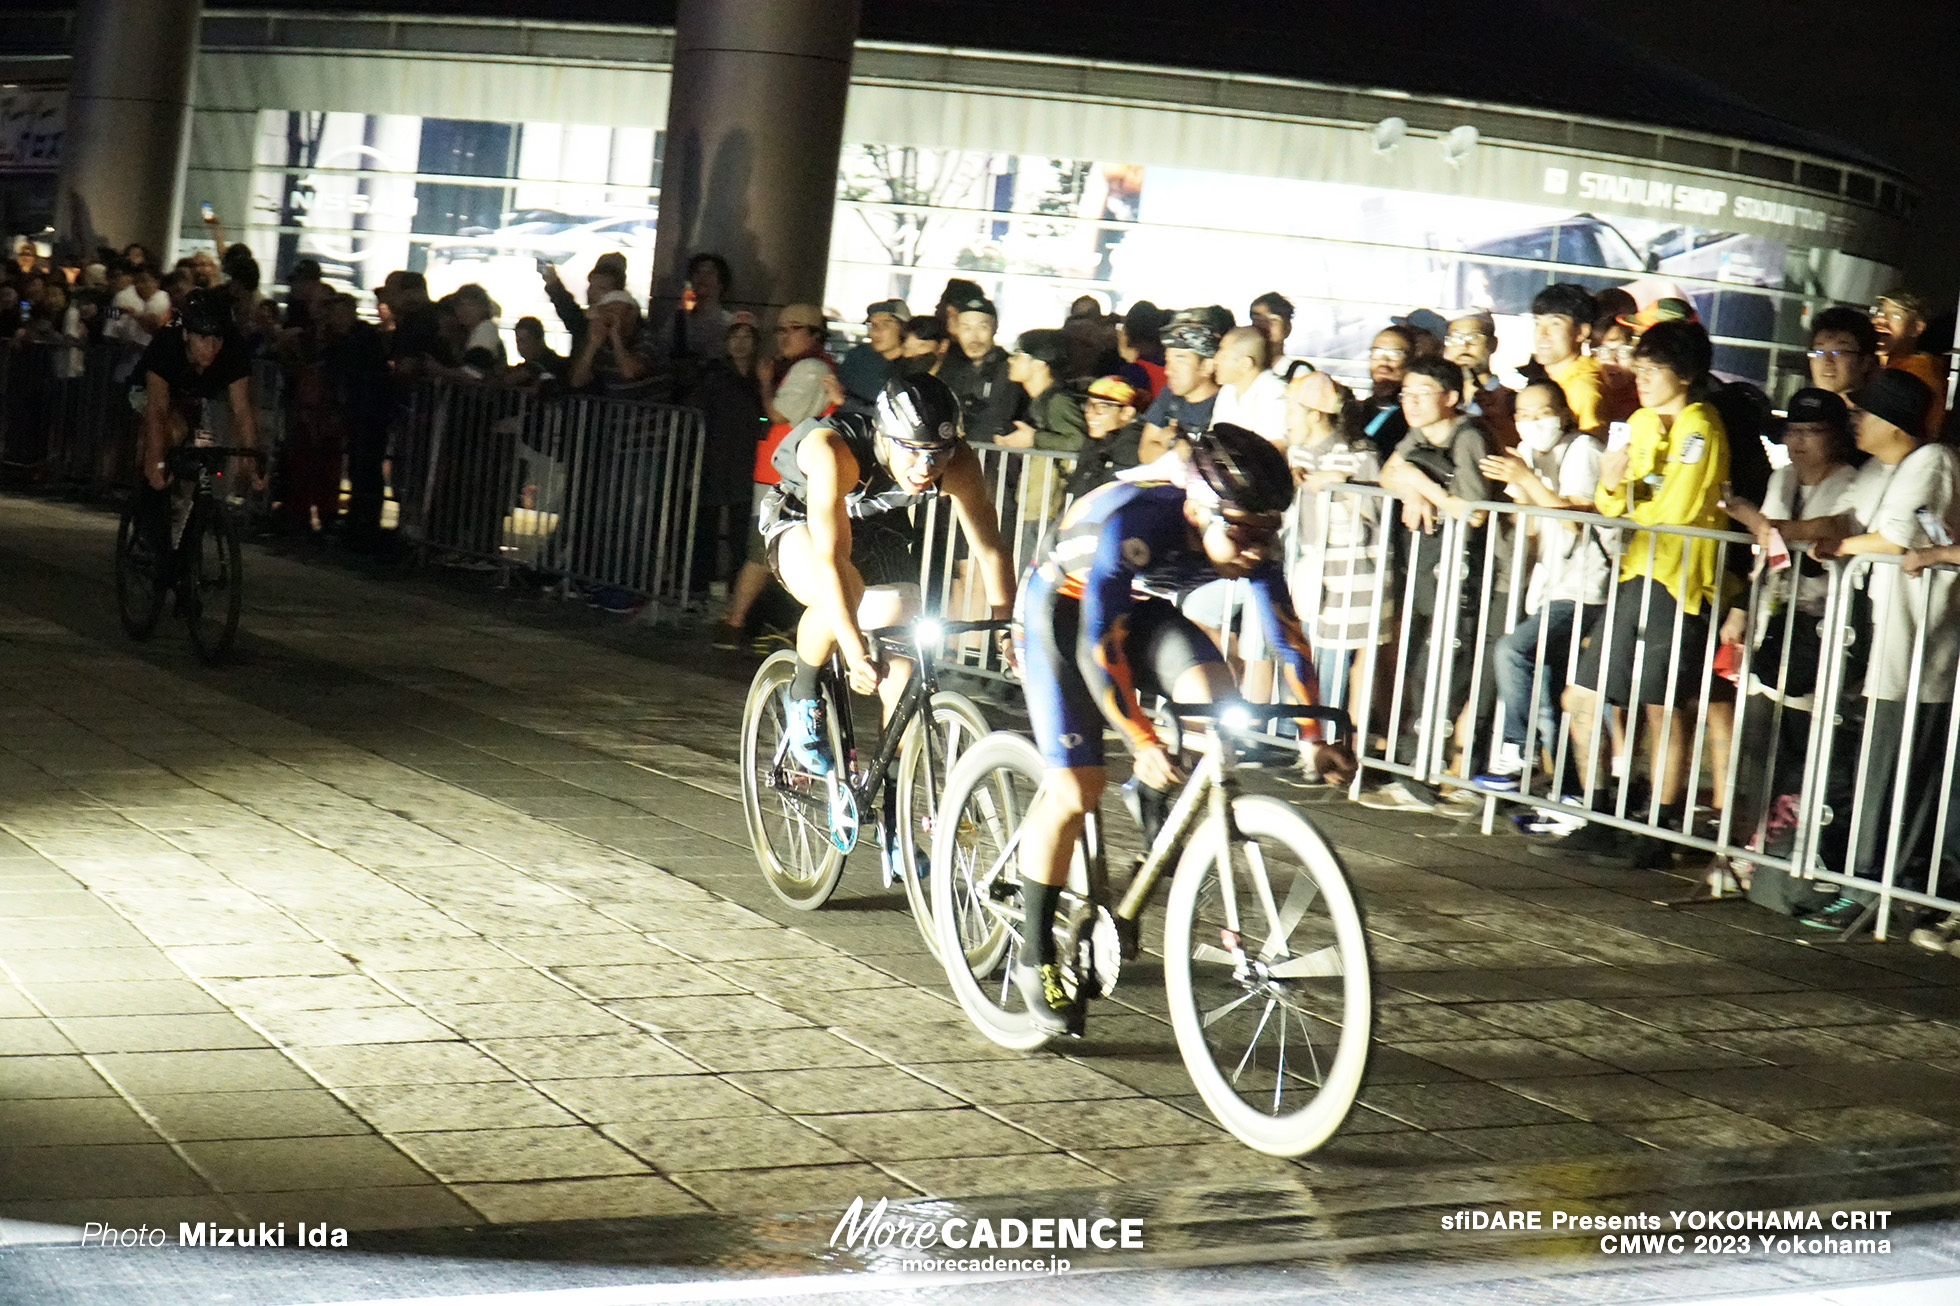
[
  {"xmin": 1779, "ymin": 386, "xmax": 1849, "ymax": 436},
  {"xmin": 728, "ymin": 310, "xmax": 760, "ymax": 331},
  {"xmin": 776, "ymin": 302, "xmax": 824, "ymax": 330},
  {"xmin": 954, "ymin": 294, "xmax": 997, "ymax": 320},
  {"xmin": 1848, "ymin": 369, "xmax": 1933, "ymax": 438},
  {"xmin": 1163, "ymin": 321, "xmax": 1221, "ymax": 357},
  {"xmin": 1877, "ymin": 288, "xmax": 1928, "ymax": 317},
  {"xmin": 1086, "ymin": 375, "xmax": 1142, "ymax": 407},
  {"xmin": 1620, "ymin": 297, "xmax": 1699, "ymax": 330},
  {"xmin": 1392, "ymin": 308, "xmax": 1449, "ymax": 339},
  {"xmin": 865, "ymin": 298, "xmax": 908, "ymax": 323}
]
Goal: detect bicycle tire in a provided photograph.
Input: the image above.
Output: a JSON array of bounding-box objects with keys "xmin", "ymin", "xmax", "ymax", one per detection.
[
  {"xmin": 114, "ymin": 503, "xmax": 166, "ymax": 641},
  {"xmin": 930, "ymin": 731, "xmax": 1056, "ymax": 1051},
  {"xmin": 894, "ymin": 690, "xmax": 992, "ymax": 962},
  {"xmin": 183, "ymin": 502, "xmax": 245, "ymax": 664},
  {"xmin": 740, "ymin": 650, "xmax": 847, "ymax": 910},
  {"xmin": 1162, "ymin": 793, "xmax": 1373, "ymax": 1157}
]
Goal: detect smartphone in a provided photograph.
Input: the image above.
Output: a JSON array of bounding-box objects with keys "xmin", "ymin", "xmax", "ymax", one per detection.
[
  {"xmin": 1606, "ymin": 421, "xmax": 1632, "ymax": 452},
  {"xmin": 200, "ymin": 201, "xmax": 215, "ymax": 222},
  {"xmin": 534, "ymin": 256, "xmax": 552, "ymax": 275}
]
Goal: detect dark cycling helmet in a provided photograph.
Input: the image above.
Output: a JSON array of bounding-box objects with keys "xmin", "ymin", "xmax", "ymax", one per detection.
[
  {"xmin": 873, "ymin": 374, "xmax": 964, "ymax": 450},
  {"xmin": 1191, "ymin": 423, "xmax": 1293, "ymax": 515},
  {"xmin": 181, "ymin": 287, "xmax": 233, "ymax": 339}
]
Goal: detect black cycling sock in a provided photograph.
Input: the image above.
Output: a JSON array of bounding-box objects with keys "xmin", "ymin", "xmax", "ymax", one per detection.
[
  {"xmin": 1022, "ymin": 879, "xmax": 1063, "ymax": 967},
  {"xmin": 791, "ymin": 657, "xmax": 822, "ymax": 701}
]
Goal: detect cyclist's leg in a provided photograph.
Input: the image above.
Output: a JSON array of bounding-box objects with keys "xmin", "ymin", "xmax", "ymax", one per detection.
[
  {"xmin": 772, "ymin": 523, "xmax": 867, "ymax": 774},
  {"xmin": 1014, "ymin": 578, "xmax": 1107, "ymax": 1030},
  {"xmin": 850, "ymin": 511, "xmax": 924, "ymax": 729}
]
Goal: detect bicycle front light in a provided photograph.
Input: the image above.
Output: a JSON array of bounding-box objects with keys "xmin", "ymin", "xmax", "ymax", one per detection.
[
  {"xmin": 1219, "ymin": 705, "xmax": 1253, "ymax": 733},
  {"xmin": 913, "ymin": 618, "xmax": 945, "ymax": 649}
]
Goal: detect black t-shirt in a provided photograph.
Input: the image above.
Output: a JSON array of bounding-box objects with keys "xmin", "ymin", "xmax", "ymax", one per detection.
[
  {"xmin": 1141, "ymin": 387, "xmax": 1217, "ymax": 439},
  {"xmin": 390, "ymin": 302, "xmax": 452, "ymax": 368},
  {"xmin": 140, "ymin": 325, "xmax": 252, "ymax": 432}
]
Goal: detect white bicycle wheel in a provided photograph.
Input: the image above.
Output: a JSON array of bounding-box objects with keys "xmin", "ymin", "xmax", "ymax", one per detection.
[
  {"xmin": 740, "ymin": 651, "xmax": 847, "ymax": 909},
  {"xmin": 1163, "ymin": 794, "xmax": 1373, "ymax": 1156},
  {"xmin": 930, "ymin": 732, "xmax": 1053, "ymax": 1050},
  {"xmin": 895, "ymin": 690, "xmax": 992, "ymax": 962}
]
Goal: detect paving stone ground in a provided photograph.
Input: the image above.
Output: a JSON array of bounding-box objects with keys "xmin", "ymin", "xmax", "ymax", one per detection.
[{"xmin": 1, "ymin": 494, "xmax": 1958, "ymax": 1234}]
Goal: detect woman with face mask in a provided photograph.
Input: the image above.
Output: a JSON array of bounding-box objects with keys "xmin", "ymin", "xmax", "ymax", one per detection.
[{"xmin": 1471, "ymin": 380, "xmax": 1611, "ymax": 790}]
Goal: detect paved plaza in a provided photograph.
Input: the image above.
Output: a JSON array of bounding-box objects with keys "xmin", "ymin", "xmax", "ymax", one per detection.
[{"xmin": 2, "ymin": 494, "xmax": 1960, "ymax": 1240}]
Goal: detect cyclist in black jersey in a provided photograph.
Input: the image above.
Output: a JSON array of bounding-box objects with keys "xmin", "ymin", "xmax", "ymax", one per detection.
[
  {"xmin": 761, "ymin": 373, "xmax": 1015, "ymax": 777},
  {"xmin": 137, "ymin": 288, "xmax": 264, "ymax": 562}
]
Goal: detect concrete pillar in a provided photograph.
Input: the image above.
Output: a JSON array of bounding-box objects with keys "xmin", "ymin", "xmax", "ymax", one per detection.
[
  {"xmin": 56, "ymin": 0, "xmax": 201, "ymax": 261},
  {"xmin": 648, "ymin": 0, "xmax": 860, "ymax": 333}
]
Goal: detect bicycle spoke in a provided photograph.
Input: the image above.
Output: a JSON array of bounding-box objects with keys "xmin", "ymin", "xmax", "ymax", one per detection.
[
  {"xmin": 1269, "ymin": 946, "xmax": 1346, "ymax": 979},
  {"xmin": 1231, "ymin": 997, "xmax": 1275, "ymax": 1085},
  {"xmin": 1201, "ymin": 987, "xmax": 1262, "ymax": 1028},
  {"xmin": 1260, "ymin": 864, "xmax": 1322, "ymax": 960}
]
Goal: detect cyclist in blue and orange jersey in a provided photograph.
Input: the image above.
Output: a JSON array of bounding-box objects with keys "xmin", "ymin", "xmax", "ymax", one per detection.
[{"xmin": 1009, "ymin": 423, "xmax": 1355, "ymax": 1032}]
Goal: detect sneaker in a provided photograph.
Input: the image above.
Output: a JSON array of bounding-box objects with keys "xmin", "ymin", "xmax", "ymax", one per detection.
[
  {"xmin": 587, "ymin": 586, "xmax": 643, "ymax": 616},
  {"xmin": 785, "ymin": 697, "xmax": 835, "ymax": 777},
  {"xmin": 710, "ymin": 619, "xmax": 744, "ymax": 650},
  {"xmin": 1012, "ymin": 960, "xmax": 1071, "ymax": 1036},
  {"xmin": 1473, "ymin": 742, "xmax": 1526, "ymax": 792},
  {"xmin": 1527, "ymin": 819, "xmax": 1673, "ymax": 869},
  {"xmin": 1358, "ymin": 780, "xmax": 1440, "ymax": 813},
  {"xmin": 1908, "ymin": 912, "xmax": 1960, "ymax": 954},
  {"xmin": 1800, "ymin": 895, "xmax": 1870, "ymax": 932}
]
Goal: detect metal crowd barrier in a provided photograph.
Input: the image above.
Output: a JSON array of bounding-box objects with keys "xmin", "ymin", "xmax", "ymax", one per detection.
[
  {"xmin": 394, "ymin": 380, "xmax": 707, "ymax": 618},
  {"xmin": 918, "ymin": 442, "xmax": 1960, "ymax": 941},
  {"xmin": 0, "ymin": 338, "xmax": 708, "ymax": 620}
]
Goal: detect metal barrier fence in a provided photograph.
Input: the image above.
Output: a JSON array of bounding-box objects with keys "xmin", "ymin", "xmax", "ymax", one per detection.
[
  {"xmin": 0, "ymin": 338, "xmax": 708, "ymax": 619},
  {"xmin": 393, "ymin": 381, "xmax": 706, "ymax": 616},
  {"xmin": 920, "ymin": 442, "xmax": 1960, "ymax": 941}
]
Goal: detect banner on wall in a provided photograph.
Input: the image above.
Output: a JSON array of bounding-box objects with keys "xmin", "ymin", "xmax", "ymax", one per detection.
[{"xmin": 0, "ymin": 87, "xmax": 63, "ymax": 173}]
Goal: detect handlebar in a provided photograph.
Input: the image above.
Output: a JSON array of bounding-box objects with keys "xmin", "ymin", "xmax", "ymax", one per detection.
[
  {"xmin": 862, "ymin": 617, "xmax": 1012, "ymax": 658},
  {"xmin": 1158, "ymin": 702, "xmax": 1354, "ymax": 757},
  {"xmin": 168, "ymin": 445, "xmax": 265, "ymax": 467}
]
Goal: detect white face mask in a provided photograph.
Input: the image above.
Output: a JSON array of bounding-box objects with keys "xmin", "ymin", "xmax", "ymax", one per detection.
[{"xmin": 1517, "ymin": 416, "xmax": 1565, "ymax": 452}]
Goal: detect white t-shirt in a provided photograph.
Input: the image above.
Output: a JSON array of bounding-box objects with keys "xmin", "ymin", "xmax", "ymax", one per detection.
[
  {"xmin": 1759, "ymin": 463, "xmax": 1857, "ymax": 616},
  {"xmin": 1843, "ymin": 443, "xmax": 1960, "ymax": 701},
  {"xmin": 462, "ymin": 319, "xmax": 507, "ymax": 374},
  {"xmin": 1211, "ymin": 369, "xmax": 1288, "ymax": 443},
  {"xmin": 108, "ymin": 285, "xmax": 170, "ymax": 349},
  {"xmin": 1522, "ymin": 432, "xmax": 1611, "ymax": 612}
]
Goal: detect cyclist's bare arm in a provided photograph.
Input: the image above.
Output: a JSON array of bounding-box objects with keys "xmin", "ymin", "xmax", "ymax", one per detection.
[
  {"xmin": 939, "ymin": 445, "xmax": 1015, "ymax": 617},
  {"xmin": 226, "ymin": 374, "xmax": 266, "ymax": 489},
  {"xmin": 796, "ymin": 427, "xmax": 878, "ymax": 685},
  {"xmin": 142, "ymin": 373, "xmax": 172, "ymax": 490}
]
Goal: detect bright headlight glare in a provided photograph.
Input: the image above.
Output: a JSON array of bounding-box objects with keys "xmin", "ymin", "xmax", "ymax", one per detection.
[
  {"xmin": 914, "ymin": 618, "xmax": 945, "ymax": 648},
  {"xmin": 1219, "ymin": 705, "xmax": 1253, "ymax": 732}
]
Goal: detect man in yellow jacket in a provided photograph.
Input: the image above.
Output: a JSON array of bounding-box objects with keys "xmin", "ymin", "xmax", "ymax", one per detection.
[{"xmin": 1533, "ymin": 319, "xmax": 1729, "ymax": 869}]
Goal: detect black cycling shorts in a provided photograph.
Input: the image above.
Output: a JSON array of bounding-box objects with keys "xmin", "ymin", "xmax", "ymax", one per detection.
[
  {"xmin": 765, "ymin": 509, "xmax": 920, "ymax": 590},
  {"xmin": 1019, "ymin": 572, "xmax": 1223, "ymax": 769}
]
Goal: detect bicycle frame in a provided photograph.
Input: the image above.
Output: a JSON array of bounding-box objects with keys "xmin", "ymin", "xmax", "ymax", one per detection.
[{"xmin": 761, "ymin": 619, "xmax": 1007, "ymax": 846}]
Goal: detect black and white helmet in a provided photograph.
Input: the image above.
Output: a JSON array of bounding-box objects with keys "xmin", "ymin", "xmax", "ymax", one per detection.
[{"xmin": 873, "ymin": 374, "xmax": 964, "ymax": 451}]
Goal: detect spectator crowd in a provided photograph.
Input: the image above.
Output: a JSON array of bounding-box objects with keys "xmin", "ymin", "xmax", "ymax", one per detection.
[{"xmin": 3, "ymin": 220, "xmax": 1959, "ymax": 955}]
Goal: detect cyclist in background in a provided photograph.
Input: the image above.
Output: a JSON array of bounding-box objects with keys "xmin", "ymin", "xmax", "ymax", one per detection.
[
  {"xmin": 759, "ymin": 373, "xmax": 1016, "ymax": 848},
  {"xmin": 136, "ymin": 287, "xmax": 263, "ymax": 565},
  {"xmin": 1010, "ymin": 424, "xmax": 1355, "ymax": 1032}
]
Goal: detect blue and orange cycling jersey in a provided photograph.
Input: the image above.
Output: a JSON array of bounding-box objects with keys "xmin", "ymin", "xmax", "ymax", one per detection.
[{"xmin": 1022, "ymin": 479, "xmax": 1321, "ymax": 752}]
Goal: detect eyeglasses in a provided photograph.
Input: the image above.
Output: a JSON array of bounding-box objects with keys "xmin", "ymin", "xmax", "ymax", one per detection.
[
  {"xmin": 1085, "ymin": 398, "xmax": 1130, "ymax": 412},
  {"xmin": 1369, "ymin": 348, "xmax": 1408, "ymax": 361},
  {"xmin": 1630, "ymin": 363, "xmax": 1675, "ymax": 380},
  {"xmin": 1443, "ymin": 332, "xmax": 1486, "ymax": 346},
  {"xmin": 1807, "ymin": 347, "xmax": 1863, "ymax": 361},
  {"xmin": 1399, "ymin": 385, "xmax": 1447, "ymax": 401}
]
